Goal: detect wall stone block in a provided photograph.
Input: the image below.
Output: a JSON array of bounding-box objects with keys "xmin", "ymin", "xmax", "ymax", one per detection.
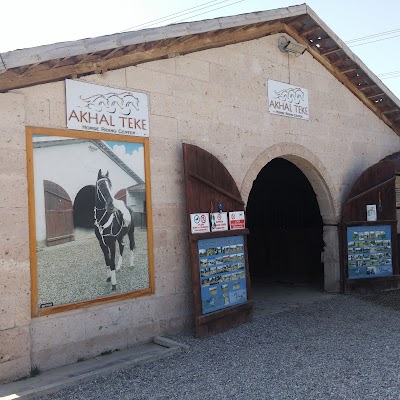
[
  {"xmin": 0, "ymin": 355, "xmax": 30, "ymax": 384},
  {"xmin": 176, "ymin": 56, "xmax": 210, "ymax": 82}
]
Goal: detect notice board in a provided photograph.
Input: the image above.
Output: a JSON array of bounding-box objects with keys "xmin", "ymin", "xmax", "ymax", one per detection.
[
  {"xmin": 198, "ymin": 236, "xmax": 247, "ymax": 314},
  {"xmin": 346, "ymin": 225, "xmax": 393, "ymax": 279}
]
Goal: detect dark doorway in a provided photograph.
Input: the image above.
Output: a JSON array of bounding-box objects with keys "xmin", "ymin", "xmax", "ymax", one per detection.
[
  {"xmin": 73, "ymin": 185, "xmax": 95, "ymax": 228},
  {"xmin": 247, "ymin": 158, "xmax": 324, "ymax": 286}
]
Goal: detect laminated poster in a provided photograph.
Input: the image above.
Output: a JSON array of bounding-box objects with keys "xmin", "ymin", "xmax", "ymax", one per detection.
[
  {"xmin": 198, "ymin": 235, "xmax": 247, "ymax": 314},
  {"xmin": 347, "ymin": 225, "xmax": 393, "ymax": 279}
]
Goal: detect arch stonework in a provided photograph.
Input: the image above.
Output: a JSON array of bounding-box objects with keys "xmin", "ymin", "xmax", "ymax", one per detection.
[{"xmin": 240, "ymin": 143, "xmax": 341, "ymax": 292}]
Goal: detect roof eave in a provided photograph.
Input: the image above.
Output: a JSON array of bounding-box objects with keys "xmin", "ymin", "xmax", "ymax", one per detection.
[
  {"xmin": 0, "ymin": 4, "xmax": 307, "ymax": 70},
  {"xmin": 1, "ymin": 3, "xmax": 400, "ymax": 135}
]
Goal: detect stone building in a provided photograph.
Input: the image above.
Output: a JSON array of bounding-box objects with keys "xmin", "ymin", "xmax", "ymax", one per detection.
[{"xmin": 1, "ymin": 4, "xmax": 400, "ymax": 383}]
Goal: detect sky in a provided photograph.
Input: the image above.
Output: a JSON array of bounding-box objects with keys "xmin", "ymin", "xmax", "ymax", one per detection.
[
  {"xmin": 105, "ymin": 141, "xmax": 145, "ymax": 181},
  {"xmin": 2, "ymin": 0, "xmax": 400, "ymax": 98}
]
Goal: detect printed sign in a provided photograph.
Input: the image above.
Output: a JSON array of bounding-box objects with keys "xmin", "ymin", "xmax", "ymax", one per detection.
[
  {"xmin": 198, "ymin": 236, "xmax": 247, "ymax": 314},
  {"xmin": 366, "ymin": 205, "xmax": 377, "ymax": 221},
  {"xmin": 66, "ymin": 79, "xmax": 149, "ymax": 137},
  {"xmin": 396, "ymin": 175, "xmax": 400, "ymax": 207},
  {"xmin": 268, "ymin": 79, "xmax": 309, "ymax": 120},
  {"xmin": 347, "ymin": 225, "xmax": 393, "ymax": 279},
  {"xmin": 229, "ymin": 211, "xmax": 245, "ymax": 230},
  {"xmin": 210, "ymin": 212, "xmax": 228, "ymax": 232},
  {"xmin": 190, "ymin": 213, "xmax": 210, "ymax": 234}
]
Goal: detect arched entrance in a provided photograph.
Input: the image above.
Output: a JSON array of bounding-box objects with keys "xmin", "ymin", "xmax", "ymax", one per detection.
[
  {"xmin": 247, "ymin": 158, "xmax": 324, "ymax": 286},
  {"xmin": 73, "ymin": 185, "xmax": 95, "ymax": 229}
]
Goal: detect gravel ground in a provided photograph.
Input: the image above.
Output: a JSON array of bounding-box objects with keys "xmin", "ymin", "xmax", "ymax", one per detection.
[
  {"xmin": 38, "ymin": 290, "xmax": 400, "ymax": 400},
  {"xmin": 37, "ymin": 228, "xmax": 149, "ymax": 306}
]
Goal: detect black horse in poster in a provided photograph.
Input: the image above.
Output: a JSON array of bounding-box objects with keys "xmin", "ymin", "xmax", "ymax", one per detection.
[{"xmin": 94, "ymin": 170, "xmax": 135, "ymax": 291}]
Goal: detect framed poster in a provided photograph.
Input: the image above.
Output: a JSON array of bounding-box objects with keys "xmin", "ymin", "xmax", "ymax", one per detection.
[
  {"xmin": 26, "ymin": 127, "xmax": 154, "ymax": 316},
  {"xmin": 198, "ymin": 236, "xmax": 247, "ymax": 314},
  {"xmin": 347, "ymin": 225, "xmax": 393, "ymax": 279}
]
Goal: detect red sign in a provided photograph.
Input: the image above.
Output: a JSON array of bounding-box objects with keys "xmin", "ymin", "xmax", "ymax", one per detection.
[{"xmin": 229, "ymin": 211, "xmax": 245, "ymax": 230}]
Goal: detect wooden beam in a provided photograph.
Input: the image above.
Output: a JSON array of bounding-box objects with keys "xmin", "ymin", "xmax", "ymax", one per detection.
[
  {"xmin": 382, "ymin": 109, "xmax": 399, "ymax": 115},
  {"xmin": 311, "ymin": 36, "xmax": 330, "ymax": 47},
  {"xmin": 299, "ymin": 24, "xmax": 321, "ymax": 36},
  {"xmin": 235, "ymin": 25, "xmax": 257, "ymax": 36},
  {"xmin": 103, "ymin": 48, "xmax": 122, "ymax": 59},
  {"xmin": 189, "ymin": 172, "xmax": 244, "ymax": 205},
  {"xmin": 338, "ymin": 65, "xmax": 359, "ymax": 74},
  {"xmin": 178, "ymin": 34, "xmax": 203, "ymax": 45},
  {"xmin": 330, "ymin": 57, "xmax": 347, "ymax": 66},
  {"xmin": 0, "ymin": 22, "xmax": 284, "ymax": 92},
  {"xmin": 20, "ymin": 64, "xmax": 41, "ymax": 77},
  {"xmin": 366, "ymin": 92, "xmax": 385, "ymax": 99},
  {"xmin": 47, "ymin": 59, "xmax": 63, "ymax": 69},
  {"xmin": 282, "ymin": 15, "xmax": 305, "ymax": 25},
  {"xmin": 320, "ymin": 47, "xmax": 341, "ymax": 56},
  {"xmin": 283, "ymin": 24, "xmax": 400, "ymax": 136},
  {"xmin": 358, "ymin": 83, "xmax": 378, "ymax": 91},
  {"xmin": 346, "ymin": 176, "xmax": 396, "ymax": 204},
  {"xmin": 75, "ymin": 53, "xmax": 96, "ymax": 65}
]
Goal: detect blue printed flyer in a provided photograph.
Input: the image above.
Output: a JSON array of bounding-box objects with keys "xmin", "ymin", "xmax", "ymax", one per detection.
[
  {"xmin": 198, "ymin": 236, "xmax": 247, "ymax": 314},
  {"xmin": 347, "ymin": 225, "xmax": 393, "ymax": 279}
]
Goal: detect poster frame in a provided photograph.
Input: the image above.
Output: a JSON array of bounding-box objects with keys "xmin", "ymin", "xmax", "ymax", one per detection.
[
  {"xmin": 342, "ymin": 220, "xmax": 399, "ymax": 283},
  {"xmin": 188, "ymin": 228, "xmax": 253, "ymax": 338},
  {"xmin": 26, "ymin": 126, "xmax": 155, "ymax": 317},
  {"xmin": 197, "ymin": 235, "xmax": 247, "ymax": 314}
]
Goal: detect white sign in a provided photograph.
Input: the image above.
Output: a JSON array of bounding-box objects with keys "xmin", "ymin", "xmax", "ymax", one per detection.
[
  {"xmin": 190, "ymin": 213, "xmax": 210, "ymax": 234},
  {"xmin": 210, "ymin": 212, "xmax": 228, "ymax": 232},
  {"xmin": 66, "ymin": 79, "xmax": 149, "ymax": 137},
  {"xmin": 367, "ymin": 205, "xmax": 377, "ymax": 221},
  {"xmin": 268, "ymin": 80, "xmax": 309, "ymax": 120},
  {"xmin": 229, "ymin": 211, "xmax": 245, "ymax": 230}
]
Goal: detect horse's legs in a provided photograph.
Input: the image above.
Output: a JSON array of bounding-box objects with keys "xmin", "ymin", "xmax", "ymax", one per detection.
[
  {"xmin": 95, "ymin": 229, "xmax": 111, "ymax": 282},
  {"xmin": 108, "ymin": 240, "xmax": 117, "ymax": 291},
  {"xmin": 129, "ymin": 240, "xmax": 135, "ymax": 267},
  {"xmin": 116, "ymin": 238, "xmax": 124, "ymax": 271}
]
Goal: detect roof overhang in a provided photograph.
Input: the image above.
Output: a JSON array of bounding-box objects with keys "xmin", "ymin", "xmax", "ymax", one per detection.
[{"xmin": 1, "ymin": 4, "xmax": 400, "ymax": 135}]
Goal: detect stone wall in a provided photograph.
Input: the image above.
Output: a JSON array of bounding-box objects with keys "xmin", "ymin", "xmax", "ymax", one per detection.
[{"xmin": 0, "ymin": 33, "xmax": 399, "ymax": 382}]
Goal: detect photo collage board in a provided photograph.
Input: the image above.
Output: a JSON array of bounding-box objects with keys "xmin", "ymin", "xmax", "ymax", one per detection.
[
  {"xmin": 198, "ymin": 235, "xmax": 247, "ymax": 314},
  {"xmin": 347, "ymin": 225, "xmax": 393, "ymax": 279}
]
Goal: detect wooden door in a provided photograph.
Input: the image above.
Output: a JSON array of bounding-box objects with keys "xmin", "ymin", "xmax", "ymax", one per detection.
[
  {"xmin": 44, "ymin": 180, "xmax": 74, "ymax": 246},
  {"xmin": 183, "ymin": 144, "xmax": 244, "ymax": 214},
  {"xmin": 342, "ymin": 160, "xmax": 399, "ymax": 291},
  {"xmin": 342, "ymin": 160, "xmax": 396, "ymax": 222},
  {"xmin": 183, "ymin": 143, "xmax": 253, "ymax": 338}
]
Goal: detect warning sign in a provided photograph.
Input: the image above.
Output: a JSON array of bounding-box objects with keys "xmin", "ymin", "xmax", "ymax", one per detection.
[
  {"xmin": 210, "ymin": 212, "xmax": 228, "ymax": 232},
  {"xmin": 229, "ymin": 211, "xmax": 245, "ymax": 230},
  {"xmin": 190, "ymin": 213, "xmax": 210, "ymax": 234}
]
